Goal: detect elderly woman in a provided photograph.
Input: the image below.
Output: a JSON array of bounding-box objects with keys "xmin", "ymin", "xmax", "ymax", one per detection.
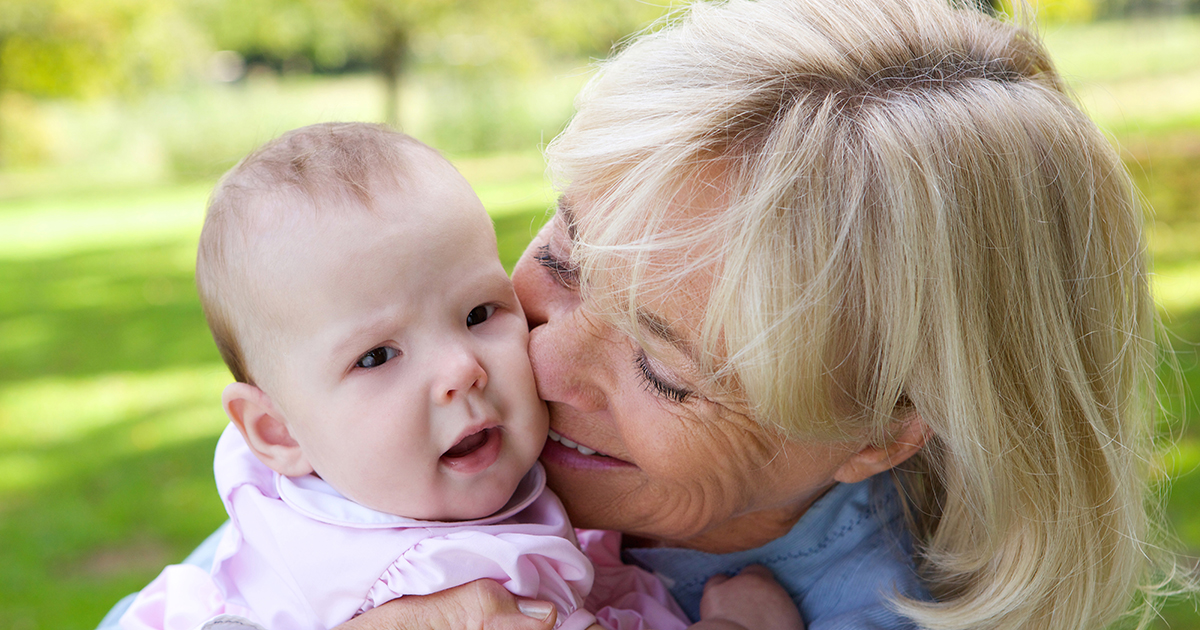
[{"xmin": 101, "ymin": 0, "xmax": 1180, "ymax": 628}]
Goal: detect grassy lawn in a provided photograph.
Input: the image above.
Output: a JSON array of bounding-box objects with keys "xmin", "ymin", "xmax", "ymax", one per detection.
[{"xmin": 2, "ymin": 17, "xmax": 1200, "ymax": 630}]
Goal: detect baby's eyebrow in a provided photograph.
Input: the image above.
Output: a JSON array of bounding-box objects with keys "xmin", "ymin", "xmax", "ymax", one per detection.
[{"xmin": 332, "ymin": 315, "xmax": 396, "ymax": 363}]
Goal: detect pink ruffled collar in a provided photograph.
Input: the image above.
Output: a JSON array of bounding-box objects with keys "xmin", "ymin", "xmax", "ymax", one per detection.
[{"xmin": 275, "ymin": 463, "xmax": 546, "ymax": 529}]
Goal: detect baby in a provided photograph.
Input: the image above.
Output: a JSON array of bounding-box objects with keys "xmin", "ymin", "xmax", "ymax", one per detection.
[{"xmin": 117, "ymin": 123, "xmax": 689, "ymax": 630}]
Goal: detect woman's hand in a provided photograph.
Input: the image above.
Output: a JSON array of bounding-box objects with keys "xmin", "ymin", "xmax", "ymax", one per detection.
[
  {"xmin": 693, "ymin": 565, "xmax": 805, "ymax": 630},
  {"xmin": 335, "ymin": 579, "xmax": 557, "ymax": 630}
]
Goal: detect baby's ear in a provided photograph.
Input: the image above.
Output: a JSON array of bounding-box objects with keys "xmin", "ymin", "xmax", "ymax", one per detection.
[
  {"xmin": 833, "ymin": 413, "xmax": 930, "ymax": 485},
  {"xmin": 222, "ymin": 382, "xmax": 313, "ymax": 477}
]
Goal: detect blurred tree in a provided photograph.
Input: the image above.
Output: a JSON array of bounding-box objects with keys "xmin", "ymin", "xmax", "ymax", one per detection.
[
  {"xmin": 528, "ymin": 0, "xmax": 681, "ymax": 59},
  {"xmin": 998, "ymin": 0, "xmax": 1100, "ymax": 21},
  {"xmin": 0, "ymin": 0, "xmax": 678, "ymax": 164},
  {"xmin": 190, "ymin": 0, "xmax": 361, "ymax": 73},
  {"xmin": 1096, "ymin": 0, "xmax": 1194, "ymax": 17},
  {"xmin": 194, "ymin": 0, "xmax": 675, "ymax": 128},
  {"xmin": 340, "ymin": 0, "xmax": 500, "ymax": 128},
  {"xmin": 0, "ymin": 0, "xmax": 201, "ymax": 165}
]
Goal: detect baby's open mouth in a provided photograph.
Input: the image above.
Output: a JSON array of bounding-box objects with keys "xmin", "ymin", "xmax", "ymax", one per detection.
[{"xmin": 443, "ymin": 427, "xmax": 496, "ymax": 460}]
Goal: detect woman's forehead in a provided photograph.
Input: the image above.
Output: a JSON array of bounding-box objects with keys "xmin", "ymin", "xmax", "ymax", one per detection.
[
  {"xmin": 569, "ymin": 156, "xmax": 733, "ymax": 218},
  {"xmin": 556, "ymin": 205, "xmax": 719, "ymax": 353}
]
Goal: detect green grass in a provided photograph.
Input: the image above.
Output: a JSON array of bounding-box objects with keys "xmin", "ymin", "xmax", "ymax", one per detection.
[{"xmin": 3, "ymin": 15, "xmax": 1200, "ymax": 630}]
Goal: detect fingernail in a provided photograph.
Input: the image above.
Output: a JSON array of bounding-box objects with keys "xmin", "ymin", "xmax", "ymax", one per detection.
[{"xmin": 518, "ymin": 600, "xmax": 554, "ymax": 621}]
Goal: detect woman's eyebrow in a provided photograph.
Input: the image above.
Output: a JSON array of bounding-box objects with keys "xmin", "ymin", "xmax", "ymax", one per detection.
[
  {"xmin": 556, "ymin": 197, "xmax": 579, "ymax": 243},
  {"xmin": 637, "ymin": 309, "xmax": 698, "ymax": 365}
]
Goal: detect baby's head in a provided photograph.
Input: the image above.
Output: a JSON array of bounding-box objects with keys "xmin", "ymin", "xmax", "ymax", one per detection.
[{"xmin": 196, "ymin": 123, "xmax": 548, "ymax": 521}]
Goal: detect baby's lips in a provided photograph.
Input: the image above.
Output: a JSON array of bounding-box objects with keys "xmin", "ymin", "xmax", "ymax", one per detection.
[
  {"xmin": 443, "ymin": 427, "xmax": 492, "ymax": 459},
  {"xmin": 439, "ymin": 426, "xmax": 503, "ymax": 474}
]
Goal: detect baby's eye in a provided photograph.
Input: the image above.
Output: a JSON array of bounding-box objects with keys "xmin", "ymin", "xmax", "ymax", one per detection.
[
  {"xmin": 356, "ymin": 347, "xmax": 400, "ymax": 368},
  {"xmin": 466, "ymin": 304, "xmax": 496, "ymax": 327}
]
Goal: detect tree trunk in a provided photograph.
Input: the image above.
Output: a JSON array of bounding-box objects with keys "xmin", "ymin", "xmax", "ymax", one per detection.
[{"xmin": 379, "ymin": 23, "xmax": 408, "ymax": 129}]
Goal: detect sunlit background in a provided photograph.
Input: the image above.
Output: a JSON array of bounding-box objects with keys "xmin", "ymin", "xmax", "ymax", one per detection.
[{"xmin": 1, "ymin": 0, "xmax": 1198, "ymax": 628}]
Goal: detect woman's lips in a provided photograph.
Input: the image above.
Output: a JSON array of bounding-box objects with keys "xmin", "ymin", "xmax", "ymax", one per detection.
[
  {"xmin": 440, "ymin": 427, "xmax": 501, "ymax": 473},
  {"xmin": 541, "ymin": 429, "xmax": 635, "ymax": 469}
]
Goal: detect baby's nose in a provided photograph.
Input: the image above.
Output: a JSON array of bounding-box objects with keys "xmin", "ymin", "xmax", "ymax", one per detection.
[{"xmin": 435, "ymin": 345, "xmax": 487, "ymax": 404}]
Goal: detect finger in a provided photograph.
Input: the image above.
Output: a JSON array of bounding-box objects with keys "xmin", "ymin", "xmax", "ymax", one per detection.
[
  {"xmin": 466, "ymin": 580, "xmax": 557, "ymax": 630},
  {"xmin": 515, "ymin": 598, "xmax": 557, "ymax": 625},
  {"xmin": 736, "ymin": 564, "xmax": 776, "ymax": 579},
  {"xmin": 704, "ymin": 573, "xmax": 731, "ymax": 589}
]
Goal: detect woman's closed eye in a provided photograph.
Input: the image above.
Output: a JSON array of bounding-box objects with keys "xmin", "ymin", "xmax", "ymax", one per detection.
[
  {"xmin": 636, "ymin": 351, "xmax": 691, "ymax": 403},
  {"xmin": 356, "ymin": 346, "xmax": 400, "ymax": 369},
  {"xmin": 534, "ymin": 245, "xmax": 580, "ymax": 288}
]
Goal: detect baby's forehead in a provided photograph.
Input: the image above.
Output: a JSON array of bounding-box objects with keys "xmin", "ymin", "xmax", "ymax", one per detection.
[
  {"xmin": 238, "ymin": 152, "xmax": 482, "ymax": 280},
  {"xmin": 236, "ymin": 151, "xmax": 432, "ymax": 237}
]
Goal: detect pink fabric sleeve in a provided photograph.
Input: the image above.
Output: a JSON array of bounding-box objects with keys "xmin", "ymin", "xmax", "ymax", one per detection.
[
  {"xmin": 361, "ymin": 529, "xmax": 598, "ymax": 630},
  {"xmin": 578, "ymin": 530, "xmax": 690, "ymax": 630},
  {"xmin": 118, "ymin": 564, "xmax": 257, "ymax": 630}
]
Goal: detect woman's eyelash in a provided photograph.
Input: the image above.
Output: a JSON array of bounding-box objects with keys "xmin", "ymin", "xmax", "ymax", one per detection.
[
  {"xmin": 534, "ymin": 245, "xmax": 580, "ymax": 288},
  {"xmin": 635, "ymin": 352, "xmax": 691, "ymax": 403}
]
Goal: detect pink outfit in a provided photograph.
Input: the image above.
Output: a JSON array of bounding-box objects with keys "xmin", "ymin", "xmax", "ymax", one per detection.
[{"xmin": 120, "ymin": 425, "xmax": 687, "ymax": 630}]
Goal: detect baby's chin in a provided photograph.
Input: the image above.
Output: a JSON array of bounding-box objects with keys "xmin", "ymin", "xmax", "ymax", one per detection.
[
  {"xmin": 358, "ymin": 476, "xmax": 524, "ymax": 522},
  {"xmin": 435, "ymin": 477, "xmax": 527, "ymax": 522},
  {"xmin": 437, "ymin": 497, "xmax": 511, "ymax": 522}
]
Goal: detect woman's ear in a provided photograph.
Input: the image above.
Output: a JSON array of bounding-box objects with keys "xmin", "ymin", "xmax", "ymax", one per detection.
[
  {"xmin": 222, "ymin": 382, "xmax": 313, "ymax": 477},
  {"xmin": 833, "ymin": 413, "xmax": 931, "ymax": 484}
]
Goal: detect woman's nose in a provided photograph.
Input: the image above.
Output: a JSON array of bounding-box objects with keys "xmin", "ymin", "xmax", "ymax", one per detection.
[
  {"xmin": 513, "ymin": 223, "xmax": 608, "ymax": 412},
  {"xmin": 435, "ymin": 345, "xmax": 487, "ymax": 404},
  {"xmin": 526, "ymin": 303, "xmax": 610, "ymax": 413},
  {"xmin": 512, "ymin": 249, "xmax": 556, "ymax": 331}
]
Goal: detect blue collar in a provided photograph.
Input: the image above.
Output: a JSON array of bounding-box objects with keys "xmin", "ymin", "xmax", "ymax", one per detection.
[{"xmin": 624, "ymin": 478, "xmax": 929, "ymax": 627}]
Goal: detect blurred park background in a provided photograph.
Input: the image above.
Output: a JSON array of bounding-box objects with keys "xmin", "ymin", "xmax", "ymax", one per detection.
[{"xmin": 1, "ymin": 0, "xmax": 1199, "ymax": 628}]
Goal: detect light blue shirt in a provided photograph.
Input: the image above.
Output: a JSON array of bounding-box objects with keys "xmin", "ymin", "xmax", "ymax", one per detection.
[
  {"xmin": 624, "ymin": 477, "xmax": 930, "ymax": 629},
  {"xmin": 98, "ymin": 477, "xmax": 929, "ymax": 630}
]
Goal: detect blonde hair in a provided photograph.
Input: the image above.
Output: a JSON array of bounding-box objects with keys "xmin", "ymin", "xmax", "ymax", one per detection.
[
  {"xmin": 197, "ymin": 122, "xmax": 426, "ymax": 385},
  {"xmin": 547, "ymin": 0, "xmax": 1181, "ymax": 627}
]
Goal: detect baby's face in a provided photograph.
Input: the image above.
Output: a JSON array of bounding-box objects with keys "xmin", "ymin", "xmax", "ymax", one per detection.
[{"xmin": 257, "ymin": 158, "xmax": 548, "ymax": 521}]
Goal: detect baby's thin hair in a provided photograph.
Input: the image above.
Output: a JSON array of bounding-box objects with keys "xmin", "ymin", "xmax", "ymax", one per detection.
[{"xmin": 196, "ymin": 122, "xmax": 427, "ymax": 385}]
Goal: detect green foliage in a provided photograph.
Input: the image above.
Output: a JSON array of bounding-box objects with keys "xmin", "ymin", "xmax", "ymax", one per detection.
[
  {"xmin": 1097, "ymin": 0, "xmax": 1200, "ymax": 18},
  {"xmin": 0, "ymin": 0, "xmax": 674, "ymax": 161},
  {"xmin": 0, "ymin": 0, "xmax": 201, "ymax": 98},
  {"xmin": 183, "ymin": 0, "xmax": 676, "ymax": 129},
  {"xmin": 0, "ymin": 0, "xmax": 205, "ymax": 165},
  {"xmin": 0, "ymin": 70, "xmax": 584, "ymax": 184},
  {"xmin": 191, "ymin": 0, "xmax": 367, "ymax": 71},
  {"xmin": 996, "ymin": 0, "xmax": 1093, "ymax": 23},
  {"xmin": 1042, "ymin": 17, "xmax": 1200, "ymax": 82}
]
